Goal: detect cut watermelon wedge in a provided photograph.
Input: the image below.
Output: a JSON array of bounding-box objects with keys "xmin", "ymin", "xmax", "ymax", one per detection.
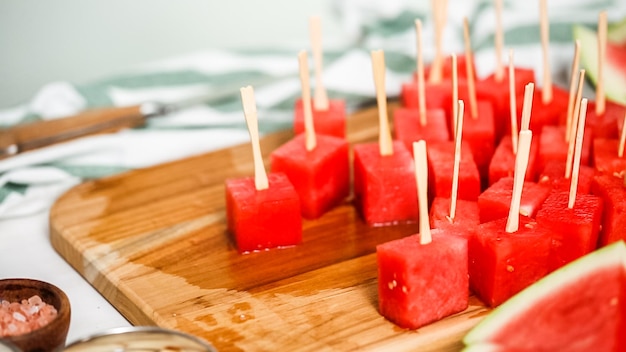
[
  {"xmin": 574, "ymin": 23, "xmax": 626, "ymax": 105},
  {"xmin": 463, "ymin": 240, "xmax": 626, "ymax": 351}
]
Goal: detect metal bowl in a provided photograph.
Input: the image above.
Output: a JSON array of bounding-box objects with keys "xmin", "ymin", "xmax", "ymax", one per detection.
[{"xmin": 63, "ymin": 326, "xmax": 217, "ymax": 352}]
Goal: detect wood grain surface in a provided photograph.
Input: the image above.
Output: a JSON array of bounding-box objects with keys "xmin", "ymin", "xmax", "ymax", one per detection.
[{"xmin": 50, "ymin": 102, "xmax": 490, "ymax": 351}]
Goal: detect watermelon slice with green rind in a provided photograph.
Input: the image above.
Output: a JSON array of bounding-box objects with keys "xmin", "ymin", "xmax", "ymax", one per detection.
[
  {"xmin": 463, "ymin": 240, "xmax": 626, "ymax": 351},
  {"xmin": 574, "ymin": 21, "xmax": 626, "ymax": 105}
]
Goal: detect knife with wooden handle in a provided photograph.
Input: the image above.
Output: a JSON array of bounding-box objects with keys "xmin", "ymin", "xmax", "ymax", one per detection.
[{"xmin": 0, "ymin": 81, "xmax": 262, "ymax": 159}]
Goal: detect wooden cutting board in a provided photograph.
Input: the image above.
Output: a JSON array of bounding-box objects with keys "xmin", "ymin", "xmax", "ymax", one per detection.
[{"xmin": 50, "ymin": 103, "xmax": 490, "ymax": 351}]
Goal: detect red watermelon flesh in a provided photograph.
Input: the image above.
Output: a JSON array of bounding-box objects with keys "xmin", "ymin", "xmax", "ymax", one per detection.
[
  {"xmin": 429, "ymin": 197, "xmax": 480, "ymax": 233},
  {"xmin": 225, "ymin": 172, "xmax": 302, "ymax": 253},
  {"xmin": 515, "ymin": 85, "xmax": 570, "ymax": 134},
  {"xmin": 591, "ymin": 174, "xmax": 626, "ymax": 246},
  {"xmin": 400, "ymin": 80, "xmax": 451, "ymax": 110},
  {"xmin": 461, "ymin": 101, "xmax": 497, "ymax": 185},
  {"xmin": 478, "ymin": 177, "xmax": 551, "ymax": 223},
  {"xmin": 464, "ymin": 241, "xmax": 626, "ymax": 352},
  {"xmin": 537, "ymin": 125, "xmax": 592, "ymax": 177},
  {"xmin": 427, "ymin": 141, "xmax": 481, "ymax": 202},
  {"xmin": 536, "ymin": 192, "xmax": 604, "ymax": 272},
  {"xmin": 294, "ymin": 98, "xmax": 346, "ymax": 138},
  {"xmin": 489, "ymin": 135, "xmax": 539, "ymax": 186},
  {"xmin": 468, "ymin": 217, "xmax": 552, "ymax": 307},
  {"xmin": 270, "ymin": 133, "xmax": 349, "ymax": 219},
  {"xmin": 586, "ymin": 99, "xmax": 625, "ymax": 139},
  {"xmin": 537, "ymin": 160, "xmax": 595, "ymax": 195},
  {"xmin": 593, "ymin": 138, "xmax": 626, "ymax": 177},
  {"xmin": 377, "ymin": 229, "xmax": 469, "ymax": 330},
  {"xmin": 353, "ymin": 141, "xmax": 419, "ymax": 226},
  {"xmin": 422, "ymin": 53, "xmax": 474, "ymax": 82},
  {"xmin": 393, "ymin": 107, "xmax": 450, "ymax": 150},
  {"xmin": 477, "ymin": 67, "xmax": 536, "ymax": 141}
]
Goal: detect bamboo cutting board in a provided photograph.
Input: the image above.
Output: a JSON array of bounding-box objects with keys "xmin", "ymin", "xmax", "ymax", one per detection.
[{"xmin": 50, "ymin": 103, "xmax": 490, "ymax": 351}]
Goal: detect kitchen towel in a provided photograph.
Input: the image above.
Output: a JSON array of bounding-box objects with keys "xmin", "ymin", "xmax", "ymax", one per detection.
[{"xmin": 0, "ymin": 0, "xmax": 624, "ymax": 218}]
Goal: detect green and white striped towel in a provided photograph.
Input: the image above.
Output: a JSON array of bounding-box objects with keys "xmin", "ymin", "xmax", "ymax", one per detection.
[{"xmin": 0, "ymin": 0, "xmax": 624, "ymax": 218}]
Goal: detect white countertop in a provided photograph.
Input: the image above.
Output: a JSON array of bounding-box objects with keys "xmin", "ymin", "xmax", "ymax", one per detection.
[{"xmin": 0, "ymin": 210, "xmax": 132, "ymax": 345}]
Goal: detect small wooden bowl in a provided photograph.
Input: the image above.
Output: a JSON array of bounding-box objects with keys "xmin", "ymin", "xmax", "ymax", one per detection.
[{"xmin": 0, "ymin": 278, "xmax": 71, "ymax": 352}]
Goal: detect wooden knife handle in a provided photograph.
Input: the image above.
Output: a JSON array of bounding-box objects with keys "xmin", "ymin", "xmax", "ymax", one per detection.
[{"xmin": 0, "ymin": 105, "xmax": 145, "ymax": 157}]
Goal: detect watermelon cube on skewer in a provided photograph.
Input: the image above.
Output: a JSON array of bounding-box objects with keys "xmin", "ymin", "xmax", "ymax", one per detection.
[
  {"xmin": 537, "ymin": 160, "xmax": 595, "ymax": 194},
  {"xmin": 591, "ymin": 174, "xmax": 626, "ymax": 246},
  {"xmin": 377, "ymin": 140, "xmax": 469, "ymax": 330},
  {"xmin": 489, "ymin": 135, "xmax": 539, "ymax": 186},
  {"xmin": 294, "ymin": 99, "xmax": 346, "ymax": 138},
  {"xmin": 429, "ymin": 197, "xmax": 479, "ymax": 233},
  {"xmin": 478, "ymin": 177, "xmax": 550, "ymax": 223}
]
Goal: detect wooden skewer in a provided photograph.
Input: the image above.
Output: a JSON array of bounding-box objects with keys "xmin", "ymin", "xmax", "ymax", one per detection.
[
  {"xmin": 463, "ymin": 17, "xmax": 479, "ymax": 119},
  {"xmin": 451, "ymin": 54, "xmax": 459, "ymax": 139},
  {"xmin": 428, "ymin": 0, "xmax": 447, "ymax": 84},
  {"xmin": 298, "ymin": 50, "xmax": 317, "ymax": 151},
  {"xmin": 520, "ymin": 83, "xmax": 535, "ymax": 132},
  {"xmin": 415, "ymin": 19, "xmax": 427, "ymax": 126},
  {"xmin": 448, "ymin": 100, "xmax": 465, "ymax": 223},
  {"xmin": 509, "ymin": 49, "xmax": 519, "ymax": 154},
  {"xmin": 494, "ymin": 0, "xmax": 505, "ymax": 82},
  {"xmin": 596, "ymin": 11, "xmax": 607, "ymax": 116},
  {"xmin": 566, "ymin": 69, "xmax": 586, "ymax": 179},
  {"xmin": 309, "ymin": 16, "xmax": 329, "ymax": 111},
  {"xmin": 505, "ymin": 129, "xmax": 533, "ymax": 233},
  {"xmin": 618, "ymin": 112, "xmax": 626, "ymax": 158},
  {"xmin": 539, "ymin": 0, "xmax": 553, "ymax": 104},
  {"xmin": 371, "ymin": 50, "xmax": 393, "ymax": 156},
  {"xmin": 240, "ymin": 86, "xmax": 269, "ymax": 191},
  {"xmin": 569, "ymin": 98, "xmax": 588, "ymax": 209},
  {"xmin": 565, "ymin": 40, "xmax": 581, "ymax": 142},
  {"xmin": 413, "ymin": 140, "xmax": 432, "ymax": 244}
]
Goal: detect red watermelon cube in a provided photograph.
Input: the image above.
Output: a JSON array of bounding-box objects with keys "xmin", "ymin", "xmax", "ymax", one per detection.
[
  {"xmin": 537, "ymin": 125, "xmax": 592, "ymax": 177},
  {"xmin": 468, "ymin": 217, "xmax": 552, "ymax": 307},
  {"xmin": 590, "ymin": 174, "xmax": 626, "ymax": 246},
  {"xmin": 536, "ymin": 192, "xmax": 603, "ymax": 272},
  {"xmin": 400, "ymin": 80, "xmax": 451, "ymax": 110},
  {"xmin": 429, "ymin": 197, "xmax": 480, "ymax": 233},
  {"xmin": 353, "ymin": 141, "xmax": 419, "ymax": 226},
  {"xmin": 478, "ymin": 177, "xmax": 551, "ymax": 223},
  {"xmin": 516, "ymin": 85, "xmax": 570, "ymax": 134},
  {"xmin": 586, "ymin": 99, "xmax": 626, "ymax": 139},
  {"xmin": 294, "ymin": 98, "xmax": 346, "ymax": 138},
  {"xmin": 377, "ymin": 229, "xmax": 469, "ymax": 329},
  {"xmin": 270, "ymin": 133, "xmax": 349, "ymax": 219},
  {"xmin": 393, "ymin": 107, "xmax": 450, "ymax": 151},
  {"xmin": 537, "ymin": 160, "xmax": 595, "ymax": 194},
  {"xmin": 225, "ymin": 172, "xmax": 302, "ymax": 253},
  {"xmin": 489, "ymin": 135, "xmax": 539, "ymax": 186},
  {"xmin": 424, "ymin": 54, "xmax": 474, "ymax": 82},
  {"xmin": 593, "ymin": 138, "xmax": 626, "ymax": 177},
  {"xmin": 427, "ymin": 141, "xmax": 481, "ymax": 202},
  {"xmin": 477, "ymin": 66, "xmax": 535, "ymax": 141}
]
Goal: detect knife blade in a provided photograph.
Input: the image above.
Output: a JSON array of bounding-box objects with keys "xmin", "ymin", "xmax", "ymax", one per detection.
[{"xmin": 0, "ymin": 78, "xmax": 275, "ymax": 160}]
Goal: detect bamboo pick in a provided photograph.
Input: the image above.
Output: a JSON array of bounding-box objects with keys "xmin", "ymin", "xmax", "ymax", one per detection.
[
  {"xmin": 569, "ymin": 98, "xmax": 588, "ymax": 209},
  {"xmin": 298, "ymin": 50, "xmax": 317, "ymax": 151},
  {"xmin": 413, "ymin": 140, "xmax": 432, "ymax": 244},
  {"xmin": 596, "ymin": 11, "xmax": 607, "ymax": 116},
  {"xmin": 371, "ymin": 50, "xmax": 393, "ymax": 156},
  {"xmin": 618, "ymin": 112, "xmax": 626, "ymax": 158},
  {"xmin": 566, "ymin": 69, "xmax": 586, "ymax": 179},
  {"xmin": 448, "ymin": 100, "xmax": 465, "ymax": 223},
  {"xmin": 240, "ymin": 86, "xmax": 269, "ymax": 191},
  {"xmin": 520, "ymin": 83, "xmax": 535, "ymax": 132},
  {"xmin": 494, "ymin": 0, "xmax": 505, "ymax": 82},
  {"xmin": 509, "ymin": 49, "xmax": 519, "ymax": 154},
  {"xmin": 415, "ymin": 19, "xmax": 427, "ymax": 126},
  {"xmin": 462, "ymin": 17, "xmax": 479, "ymax": 119},
  {"xmin": 428, "ymin": 0, "xmax": 447, "ymax": 84},
  {"xmin": 539, "ymin": 0, "xmax": 553, "ymax": 104},
  {"xmin": 309, "ymin": 16, "xmax": 329, "ymax": 111},
  {"xmin": 505, "ymin": 129, "xmax": 533, "ymax": 233},
  {"xmin": 452, "ymin": 54, "xmax": 459, "ymax": 139},
  {"xmin": 565, "ymin": 40, "xmax": 581, "ymax": 142}
]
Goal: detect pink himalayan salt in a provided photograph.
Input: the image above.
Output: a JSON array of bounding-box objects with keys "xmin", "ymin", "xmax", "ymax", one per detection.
[{"xmin": 0, "ymin": 295, "xmax": 57, "ymax": 337}]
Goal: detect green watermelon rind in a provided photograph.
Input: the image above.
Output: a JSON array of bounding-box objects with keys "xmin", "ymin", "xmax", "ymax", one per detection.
[
  {"xmin": 573, "ymin": 24, "xmax": 626, "ymax": 105},
  {"xmin": 462, "ymin": 240, "xmax": 626, "ymax": 348},
  {"xmin": 607, "ymin": 17, "xmax": 626, "ymax": 44}
]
